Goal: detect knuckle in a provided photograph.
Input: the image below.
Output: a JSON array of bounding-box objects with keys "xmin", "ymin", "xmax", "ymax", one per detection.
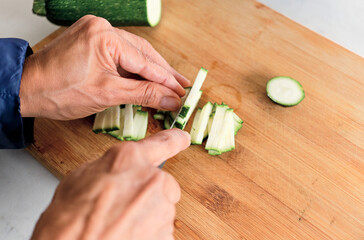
[
  {"xmin": 107, "ymin": 142, "xmax": 142, "ymax": 172},
  {"xmin": 85, "ymin": 16, "xmax": 111, "ymax": 31},
  {"xmin": 140, "ymin": 82, "xmax": 157, "ymax": 106},
  {"xmin": 137, "ymin": 53, "xmax": 149, "ymax": 73},
  {"xmin": 140, "ymin": 37, "xmax": 152, "ymax": 49},
  {"xmin": 79, "ymin": 14, "xmax": 96, "ymax": 22}
]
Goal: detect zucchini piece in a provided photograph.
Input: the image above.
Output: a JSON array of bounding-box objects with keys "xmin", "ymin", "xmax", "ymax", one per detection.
[
  {"xmin": 156, "ymin": 109, "xmax": 166, "ymax": 114},
  {"xmin": 203, "ymin": 115, "xmax": 212, "ymax": 139},
  {"xmin": 168, "ymin": 87, "xmax": 191, "ymax": 121},
  {"xmin": 163, "ymin": 114, "xmax": 172, "ymax": 129},
  {"xmin": 132, "ymin": 110, "xmax": 148, "ymax": 141},
  {"xmin": 266, "ymin": 76, "xmax": 305, "ymax": 106},
  {"xmin": 178, "ymin": 68, "xmax": 208, "ymax": 119},
  {"xmin": 33, "ymin": 0, "xmax": 46, "ymax": 16},
  {"xmin": 208, "ymin": 150, "xmax": 221, "ymax": 155},
  {"xmin": 190, "ymin": 108, "xmax": 202, "ymax": 144},
  {"xmin": 93, "ymin": 106, "xmax": 120, "ymax": 133},
  {"xmin": 43, "ymin": 0, "xmax": 162, "ymax": 27},
  {"xmin": 190, "ymin": 102, "xmax": 213, "ymax": 144},
  {"xmin": 207, "ymin": 114, "xmax": 213, "ymax": 134},
  {"xmin": 205, "ymin": 104, "xmax": 228, "ymax": 150},
  {"xmin": 218, "ymin": 109, "xmax": 235, "ymax": 153},
  {"xmin": 233, "ymin": 112, "xmax": 243, "ymax": 135},
  {"xmin": 169, "ymin": 111, "xmax": 178, "ymax": 121},
  {"xmin": 153, "ymin": 113, "xmax": 165, "ymax": 120},
  {"xmin": 108, "ymin": 108, "xmax": 125, "ymax": 140},
  {"xmin": 204, "ymin": 106, "xmax": 243, "ymax": 138},
  {"xmin": 123, "ymin": 104, "xmax": 134, "ymax": 139},
  {"xmin": 174, "ymin": 90, "xmax": 202, "ymax": 129}
]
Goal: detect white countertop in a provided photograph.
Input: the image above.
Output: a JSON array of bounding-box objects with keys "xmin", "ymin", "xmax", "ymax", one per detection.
[{"xmin": 0, "ymin": 0, "xmax": 363, "ymax": 239}]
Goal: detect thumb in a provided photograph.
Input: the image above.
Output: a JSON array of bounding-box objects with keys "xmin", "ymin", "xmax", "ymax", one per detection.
[
  {"xmin": 110, "ymin": 76, "xmax": 182, "ymax": 111},
  {"xmin": 137, "ymin": 129, "xmax": 191, "ymax": 166}
]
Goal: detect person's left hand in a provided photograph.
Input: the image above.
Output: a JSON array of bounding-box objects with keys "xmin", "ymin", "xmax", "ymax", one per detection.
[{"xmin": 20, "ymin": 15, "xmax": 190, "ymax": 120}]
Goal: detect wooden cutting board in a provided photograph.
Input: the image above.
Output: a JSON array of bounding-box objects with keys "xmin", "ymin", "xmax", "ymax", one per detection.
[{"xmin": 27, "ymin": 0, "xmax": 364, "ymax": 239}]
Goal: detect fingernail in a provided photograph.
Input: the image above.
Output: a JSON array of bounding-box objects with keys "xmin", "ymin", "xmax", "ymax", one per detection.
[{"xmin": 160, "ymin": 96, "xmax": 180, "ymax": 111}]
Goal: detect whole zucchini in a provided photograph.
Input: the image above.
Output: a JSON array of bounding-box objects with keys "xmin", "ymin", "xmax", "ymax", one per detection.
[{"xmin": 33, "ymin": 0, "xmax": 162, "ymax": 27}]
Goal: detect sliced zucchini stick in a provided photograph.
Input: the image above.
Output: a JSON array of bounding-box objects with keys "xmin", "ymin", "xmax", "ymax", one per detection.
[
  {"xmin": 153, "ymin": 113, "xmax": 165, "ymax": 120},
  {"xmin": 133, "ymin": 110, "xmax": 148, "ymax": 141},
  {"xmin": 171, "ymin": 68, "xmax": 207, "ymax": 129},
  {"xmin": 164, "ymin": 114, "xmax": 172, "ymax": 129},
  {"xmin": 178, "ymin": 68, "xmax": 207, "ymax": 119},
  {"xmin": 233, "ymin": 112, "xmax": 243, "ymax": 135},
  {"xmin": 217, "ymin": 109, "xmax": 235, "ymax": 153},
  {"xmin": 133, "ymin": 105, "xmax": 142, "ymax": 115},
  {"xmin": 169, "ymin": 111, "xmax": 178, "ymax": 121},
  {"xmin": 208, "ymin": 150, "xmax": 221, "ymax": 155},
  {"xmin": 175, "ymin": 90, "xmax": 202, "ymax": 129},
  {"xmin": 93, "ymin": 106, "xmax": 120, "ymax": 133},
  {"xmin": 205, "ymin": 104, "xmax": 228, "ymax": 151},
  {"xmin": 108, "ymin": 108, "xmax": 125, "ymax": 140},
  {"xmin": 203, "ymin": 115, "xmax": 213, "ymax": 139},
  {"xmin": 169, "ymin": 87, "xmax": 191, "ymax": 121},
  {"xmin": 190, "ymin": 108, "xmax": 202, "ymax": 144},
  {"xmin": 190, "ymin": 102, "xmax": 213, "ymax": 144},
  {"xmin": 123, "ymin": 104, "xmax": 134, "ymax": 140}
]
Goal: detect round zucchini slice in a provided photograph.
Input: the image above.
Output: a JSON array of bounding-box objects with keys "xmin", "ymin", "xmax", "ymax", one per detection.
[{"xmin": 266, "ymin": 76, "xmax": 305, "ymax": 106}]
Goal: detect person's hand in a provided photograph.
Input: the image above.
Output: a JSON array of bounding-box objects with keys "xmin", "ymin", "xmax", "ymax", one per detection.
[
  {"xmin": 20, "ymin": 15, "xmax": 190, "ymax": 120},
  {"xmin": 30, "ymin": 129, "xmax": 190, "ymax": 240}
]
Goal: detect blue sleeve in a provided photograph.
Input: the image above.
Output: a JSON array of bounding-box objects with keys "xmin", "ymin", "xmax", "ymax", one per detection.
[{"xmin": 0, "ymin": 38, "xmax": 34, "ymax": 149}]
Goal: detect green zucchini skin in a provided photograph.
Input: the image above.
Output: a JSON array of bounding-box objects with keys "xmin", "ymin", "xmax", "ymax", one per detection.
[
  {"xmin": 44, "ymin": 0, "xmax": 159, "ymax": 26},
  {"xmin": 33, "ymin": 0, "xmax": 47, "ymax": 16}
]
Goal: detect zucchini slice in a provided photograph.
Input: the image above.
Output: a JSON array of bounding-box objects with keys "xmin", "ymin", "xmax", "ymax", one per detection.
[
  {"xmin": 266, "ymin": 76, "xmax": 305, "ymax": 106},
  {"xmin": 108, "ymin": 108, "xmax": 125, "ymax": 140},
  {"xmin": 179, "ymin": 68, "xmax": 207, "ymax": 119},
  {"xmin": 190, "ymin": 102, "xmax": 213, "ymax": 144},
  {"xmin": 218, "ymin": 109, "xmax": 235, "ymax": 153},
  {"xmin": 169, "ymin": 87, "xmax": 191, "ymax": 121},
  {"xmin": 163, "ymin": 114, "xmax": 172, "ymax": 129},
  {"xmin": 93, "ymin": 106, "xmax": 120, "ymax": 133},
  {"xmin": 205, "ymin": 104, "xmax": 228, "ymax": 151},
  {"xmin": 153, "ymin": 113, "xmax": 165, "ymax": 120},
  {"xmin": 171, "ymin": 68, "xmax": 207, "ymax": 129},
  {"xmin": 190, "ymin": 108, "xmax": 202, "ymax": 144},
  {"xmin": 174, "ymin": 90, "xmax": 202, "ymax": 129},
  {"xmin": 233, "ymin": 112, "xmax": 243, "ymax": 135},
  {"xmin": 132, "ymin": 110, "xmax": 148, "ymax": 141},
  {"xmin": 123, "ymin": 104, "xmax": 134, "ymax": 140},
  {"xmin": 205, "ymin": 106, "xmax": 235, "ymax": 154}
]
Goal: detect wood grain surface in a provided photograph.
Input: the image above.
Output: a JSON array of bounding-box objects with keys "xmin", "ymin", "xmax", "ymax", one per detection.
[{"xmin": 27, "ymin": 0, "xmax": 364, "ymax": 239}]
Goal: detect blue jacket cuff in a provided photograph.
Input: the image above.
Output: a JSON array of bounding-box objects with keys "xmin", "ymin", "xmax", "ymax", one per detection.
[{"xmin": 0, "ymin": 38, "xmax": 34, "ymax": 149}]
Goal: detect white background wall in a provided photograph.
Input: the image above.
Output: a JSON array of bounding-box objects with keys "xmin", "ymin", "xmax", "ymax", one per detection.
[{"xmin": 0, "ymin": 0, "xmax": 363, "ymax": 239}]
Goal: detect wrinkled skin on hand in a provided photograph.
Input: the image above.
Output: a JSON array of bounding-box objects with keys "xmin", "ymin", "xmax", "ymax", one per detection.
[
  {"xmin": 20, "ymin": 15, "xmax": 190, "ymax": 120},
  {"xmin": 31, "ymin": 129, "xmax": 191, "ymax": 240}
]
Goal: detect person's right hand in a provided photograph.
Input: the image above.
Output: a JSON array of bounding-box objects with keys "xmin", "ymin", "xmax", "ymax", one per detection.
[
  {"xmin": 30, "ymin": 129, "xmax": 190, "ymax": 240},
  {"xmin": 20, "ymin": 15, "xmax": 190, "ymax": 120}
]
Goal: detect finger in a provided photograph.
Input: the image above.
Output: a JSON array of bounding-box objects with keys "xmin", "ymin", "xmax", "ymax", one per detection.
[
  {"xmin": 114, "ymin": 37, "xmax": 185, "ymax": 96},
  {"xmin": 106, "ymin": 76, "xmax": 182, "ymax": 111},
  {"xmin": 116, "ymin": 29, "xmax": 191, "ymax": 88},
  {"xmin": 137, "ymin": 129, "xmax": 191, "ymax": 166},
  {"xmin": 163, "ymin": 173, "xmax": 181, "ymax": 204}
]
